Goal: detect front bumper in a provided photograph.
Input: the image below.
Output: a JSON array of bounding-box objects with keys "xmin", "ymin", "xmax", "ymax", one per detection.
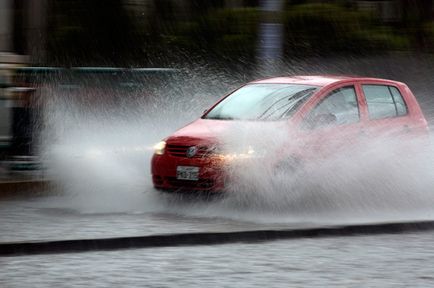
[{"xmin": 151, "ymin": 154, "xmax": 227, "ymax": 192}]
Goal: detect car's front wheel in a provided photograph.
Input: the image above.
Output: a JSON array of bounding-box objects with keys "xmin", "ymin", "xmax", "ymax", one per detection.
[{"xmin": 274, "ymin": 156, "xmax": 302, "ymax": 175}]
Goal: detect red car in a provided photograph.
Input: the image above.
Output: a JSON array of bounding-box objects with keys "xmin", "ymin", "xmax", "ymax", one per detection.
[{"xmin": 151, "ymin": 75, "xmax": 429, "ymax": 192}]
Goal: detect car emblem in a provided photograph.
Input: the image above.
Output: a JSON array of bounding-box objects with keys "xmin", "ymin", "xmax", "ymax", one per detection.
[{"xmin": 186, "ymin": 146, "xmax": 198, "ymax": 158}]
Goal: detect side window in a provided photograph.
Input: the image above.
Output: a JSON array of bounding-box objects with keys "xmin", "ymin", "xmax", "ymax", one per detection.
[
  {"xmin": 362, "ymin": 85, "xmax": 408, "ymax": 120},
  {"xmin": 306, "ymin": 86, "xmax": 359, "ymax": 128}
]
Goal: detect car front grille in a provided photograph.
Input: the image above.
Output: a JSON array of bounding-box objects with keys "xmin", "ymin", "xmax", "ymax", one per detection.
[{"xmin": 166, "ymin": 144, "xmax": 215, "ymax": 158}]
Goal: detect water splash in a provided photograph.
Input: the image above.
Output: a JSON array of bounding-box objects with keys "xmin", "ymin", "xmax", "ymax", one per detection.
[{"xmin": 38, "ymin": 56, "xmax": 434, "ymax": 225}]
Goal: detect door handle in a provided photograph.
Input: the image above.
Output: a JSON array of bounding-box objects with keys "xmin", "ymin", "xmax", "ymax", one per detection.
[{"xmin": 359, "ymin": 129, "xmax": 367, "ymax": 136}]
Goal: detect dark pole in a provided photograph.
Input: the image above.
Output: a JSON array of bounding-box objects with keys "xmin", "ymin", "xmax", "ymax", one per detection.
[{"xmin": 257, "ymin": 0, "xmax": 284, "ymax": 73}]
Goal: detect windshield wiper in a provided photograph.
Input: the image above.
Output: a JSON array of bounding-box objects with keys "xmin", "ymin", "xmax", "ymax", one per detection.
[
  {"xmin": 258, "ymin": 88, "xmax": 316, "ymax": 120},
  {"xmin": 205, "ymin": 116, "xmax": 235, "ymax": 120}
]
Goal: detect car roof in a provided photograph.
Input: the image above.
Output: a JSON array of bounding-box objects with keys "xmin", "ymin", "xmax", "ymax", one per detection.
[{"xmin": 250, "ymin": 75, "xmax": 402, "ymax": 87}]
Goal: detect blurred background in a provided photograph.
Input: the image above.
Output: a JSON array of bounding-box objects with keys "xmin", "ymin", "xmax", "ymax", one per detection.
[{"xmin": 1, "ymin": 0, "xmax": 434, "ymax": 66}]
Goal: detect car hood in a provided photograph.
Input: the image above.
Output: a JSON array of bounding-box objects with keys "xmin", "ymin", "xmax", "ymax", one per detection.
[
  {"xmin": 167, "ymin": 118, "xmax": 292, "ymax": 146},
  {"xmin": 168, "ymin": 119, "xmax": 232, "ymax": 145}
]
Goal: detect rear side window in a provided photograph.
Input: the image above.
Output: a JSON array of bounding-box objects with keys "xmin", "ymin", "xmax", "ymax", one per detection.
[{"xmin": 362, "ymin": 85, "xmax": 408, "ymax": 120}]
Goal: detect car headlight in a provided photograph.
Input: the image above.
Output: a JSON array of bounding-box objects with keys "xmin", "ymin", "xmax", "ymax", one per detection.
[
  {"xmin": 153, "ymin": 141, "xmax": 166, "ymax": 155},
  {"xmin": 219, "ymin": 145, "xmax": 257, "ymax": 160}
]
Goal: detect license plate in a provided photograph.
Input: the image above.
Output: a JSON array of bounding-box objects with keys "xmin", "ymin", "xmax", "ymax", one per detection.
[{"xmin": 176, "ymin": 166, "xmax": 199, "ymax": 181}]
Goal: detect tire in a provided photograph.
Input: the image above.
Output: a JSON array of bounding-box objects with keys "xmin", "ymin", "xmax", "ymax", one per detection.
[{"xmin": 274, "ymin": 156, "xmax": 301, "ymax": 175}]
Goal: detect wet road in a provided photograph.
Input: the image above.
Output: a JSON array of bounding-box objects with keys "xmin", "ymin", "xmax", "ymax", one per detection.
[
  {"xmin": 2, "ymin": 229, "xmax": 434, "ymax": 287},
  {"xmin": 0, "ymin": 192, "xmax": 336, "ymax": 243},
  {"xmin": 0, "ymin": 195, "xmax": 269, "ymax": 243},
  {"xmin": 3, "ymin": 189, "xmax": 434, "ymax": 243},
  {"xmin": 2, "ymin": 191, "xmax": 434, "ymax": 287}
]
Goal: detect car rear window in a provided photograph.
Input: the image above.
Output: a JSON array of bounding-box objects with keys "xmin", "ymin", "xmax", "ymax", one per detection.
[{"xmin": 362, "ymin": 85, "xmax": 408, "ymax": 120}]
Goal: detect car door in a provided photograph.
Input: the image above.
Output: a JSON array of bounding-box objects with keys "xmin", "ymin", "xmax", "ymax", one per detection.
[
  {"xmin": 295, "ymin": 83, "xmax": 365, "ymax": 161},
  {"xmin": 358, "ymin": 82, "xmax": 423, "ymax": 141}
]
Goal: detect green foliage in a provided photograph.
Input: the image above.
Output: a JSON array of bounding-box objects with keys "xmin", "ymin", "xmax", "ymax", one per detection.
[
  {"xmin": 166, "ymin": 8, "xmax": 261, "ymax": 59},
  {"xmin": 160, "ymin": 3, "xmax": 409, "ymax": 60},
  {"xmin": 423, "ymin": 21, "xmax": 434, "ymax": 50},
  {"xmin": 45, "ymin": 1, "xmax": 431, "ymax": 65},
  {"xmin": 283, "ymin": 3, "xmax": 408, "ymax": 56},
  {"xmin": 47, "ymin": 0, "xmax": 139, "ymax": 65}
]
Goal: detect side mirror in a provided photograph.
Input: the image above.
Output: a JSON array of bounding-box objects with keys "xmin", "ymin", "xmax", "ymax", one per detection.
[
  {"xmin": 307, "ymin": 113, "xmax": 337, "ymax": 129},
  {"xmin": 203, "ymin": 109, "xmax": 208, "ymax": 115}
]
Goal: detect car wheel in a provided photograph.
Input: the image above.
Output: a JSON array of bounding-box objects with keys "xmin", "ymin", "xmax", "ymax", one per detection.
[{"xmin": 274, "ymin": 156, "xmax": 302, "ymax": 175}]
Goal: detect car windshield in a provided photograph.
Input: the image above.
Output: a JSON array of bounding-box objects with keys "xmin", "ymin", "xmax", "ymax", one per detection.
[{"xmin": 204, "ymin": 84, "xmax": 318, "ymax": 121}]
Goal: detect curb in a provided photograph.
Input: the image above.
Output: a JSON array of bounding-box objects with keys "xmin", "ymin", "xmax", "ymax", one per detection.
[{"xmin": 1, "ymin": 220, "xmax": 433, "ymax": 257}]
